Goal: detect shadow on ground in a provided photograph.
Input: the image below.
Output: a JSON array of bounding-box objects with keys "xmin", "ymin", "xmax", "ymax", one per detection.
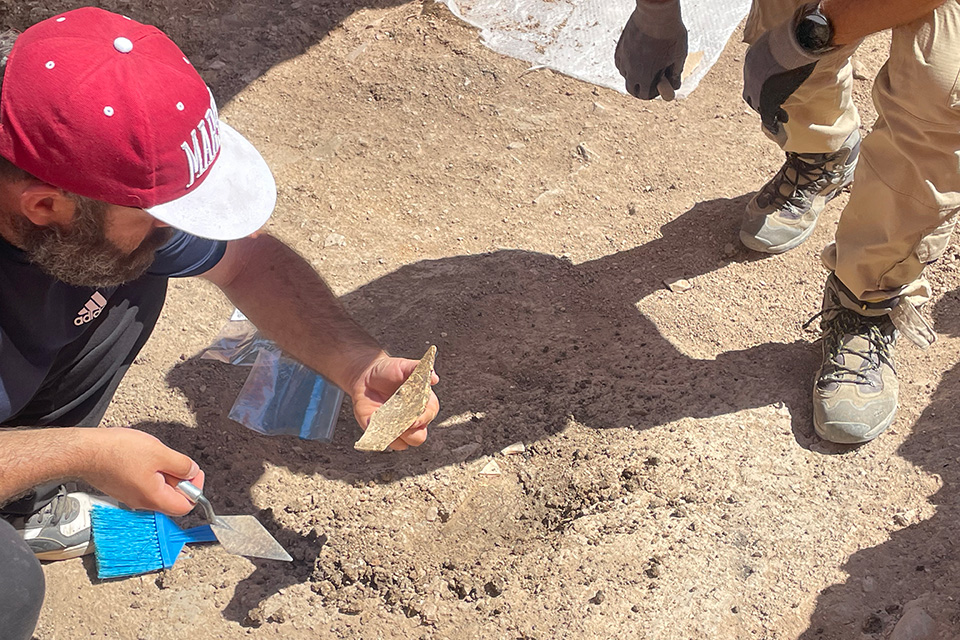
[
  {"xmin": 795, "ymin": 290, "xmax": 960, "ymax": 638},
  {"xmin": 0, "ymin": 0, "xmax": 443, "ymax": 104},
  {"xmin": 131, "ymin": 194, "xmax": 830, "ymax": 623}
]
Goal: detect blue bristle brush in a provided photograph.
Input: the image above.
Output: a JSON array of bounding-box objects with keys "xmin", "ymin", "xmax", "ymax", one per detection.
[{"xmin": 91, "ymin": 505, "xmax": 218, "ymax": 579}]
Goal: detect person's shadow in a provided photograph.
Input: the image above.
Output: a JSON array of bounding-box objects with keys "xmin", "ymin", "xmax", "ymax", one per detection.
[
  {"xmin": 126, "ymin": 193, "xmax": 826, "ymax": 624},
  {"xmin": 1, "ymin": 0, "xmax": 449, "ymax": 104},
  {"xmin": 794, "ymin": 291, "xmax": 960, "ymax": 638}
]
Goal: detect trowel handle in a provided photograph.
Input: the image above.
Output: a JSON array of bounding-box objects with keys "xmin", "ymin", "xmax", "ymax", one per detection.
[{"xmin": 176, "ymin": 480, "xmax": 218, "ymax": 523}]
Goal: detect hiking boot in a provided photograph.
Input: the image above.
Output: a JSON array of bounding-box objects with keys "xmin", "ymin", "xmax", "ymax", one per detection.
[
  {"xmin": 812, "ymin": 282, "xmax": 898, "ymax": 444},
  {"xmin": 741, "ymin": 130, "xmax": 860, "ymax": 254},
  {"xmin": 9, "ymin": 488, "xmax": 118, "ymax": 560}
]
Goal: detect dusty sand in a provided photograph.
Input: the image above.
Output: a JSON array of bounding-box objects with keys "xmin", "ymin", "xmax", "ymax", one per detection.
[{"xmin": 4, "ymin": 1, "xmax": 959, "ymax": 638}]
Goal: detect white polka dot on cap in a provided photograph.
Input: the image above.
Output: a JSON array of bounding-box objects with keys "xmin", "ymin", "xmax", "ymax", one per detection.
[
  {"xmin": 103, "ymin": 106, "xmax": 115, "ymax": 117},
  {"xmin": 113, "ymin": 37, "xmax": 133, "ymax": 53},
  {"xmin": 45, "ymin": 61, "xmax": 55, "ymax": 69}
]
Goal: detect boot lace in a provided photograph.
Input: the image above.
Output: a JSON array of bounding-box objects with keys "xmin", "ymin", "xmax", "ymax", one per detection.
[
  {"xmin": 761, "ymin": 152, "xmax": 838, "ymax": 214},
  {"xmin": 805, "ymin": 307, "xmax": 896, "ymax": 386}
]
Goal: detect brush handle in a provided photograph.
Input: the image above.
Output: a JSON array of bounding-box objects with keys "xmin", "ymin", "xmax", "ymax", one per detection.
[{"xmin": 176, "ymin": 480, "xmax": 219, "ymax": 524}]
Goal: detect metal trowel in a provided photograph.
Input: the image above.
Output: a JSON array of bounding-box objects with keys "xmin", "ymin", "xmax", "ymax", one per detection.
[{"xmin": 177, "ymin": 480, "xmax": 292, "ymax": 562}]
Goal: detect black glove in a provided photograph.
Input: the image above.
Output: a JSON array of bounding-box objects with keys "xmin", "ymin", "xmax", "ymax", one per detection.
[{"xmin": 615, "ymin": 0, "xmax": 687, "ymax": 101}]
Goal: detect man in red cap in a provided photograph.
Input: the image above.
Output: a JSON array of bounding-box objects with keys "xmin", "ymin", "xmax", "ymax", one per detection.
[{"xmin": 0, "ymin": 9, "xmax": 439, "ymax": 636}]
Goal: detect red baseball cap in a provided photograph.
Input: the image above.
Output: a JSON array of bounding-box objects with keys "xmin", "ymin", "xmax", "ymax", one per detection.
[{"xmin": 0, "ymin": 7, "xmax": 275, "ymax": 240}]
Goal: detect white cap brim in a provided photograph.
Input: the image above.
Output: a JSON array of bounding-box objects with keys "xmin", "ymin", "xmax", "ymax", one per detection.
[{"xmin": 146, "ymin": 122, "xmax": 276, "ymax": 240}]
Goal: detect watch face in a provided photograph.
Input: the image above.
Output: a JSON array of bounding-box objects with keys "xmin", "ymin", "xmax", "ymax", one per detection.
[{"xmin": 796, "ymin": 11, "xmax": 833, "ymax": 52}]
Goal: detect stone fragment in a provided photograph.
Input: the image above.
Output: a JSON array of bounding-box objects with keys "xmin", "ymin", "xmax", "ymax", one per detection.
[
  {"xmin": 501, "ymin": 442, "xmax": 526, "ymax": 455},
  {"xmin": 355, "ymin": 346, "xmax": 437, "ymax": 451},
  {"xmin": 323, "ymin": 232, "xmax": 346, "ymax": 247},
  {"xmin": 664, "ymin": 277, "xmax": 692, "ymax": 292},
  {"xmin": 421, "ymin": 602, "xmax": 439, "ymax": 623},
  {"xmin": 451, "ymin": 443, "xmax": 481, "ymax": 462},
  {"xmin": 893, "ymin": 510, "xmax": 916, "ymax": 527},
  {"xmin": 890, "ymin": 603, "xmax": 936, "ymax": 640},
  {"xmin": 479, "ymin": 459, "xmax": 502, "ymax": 477},
  {"xmin": 338, "ymin": 599, "xmax": 363, "ymax": 616}
]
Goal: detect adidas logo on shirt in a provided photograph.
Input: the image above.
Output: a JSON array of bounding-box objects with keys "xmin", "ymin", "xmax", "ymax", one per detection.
[{"xmin": 74, "ymin": 292, "xmax": 107, "ymax": 326}]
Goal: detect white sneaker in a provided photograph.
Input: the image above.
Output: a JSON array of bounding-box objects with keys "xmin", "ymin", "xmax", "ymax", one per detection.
[{"xmin": 11, "ymin": 489, "xmax": 118, "ymax": 560}]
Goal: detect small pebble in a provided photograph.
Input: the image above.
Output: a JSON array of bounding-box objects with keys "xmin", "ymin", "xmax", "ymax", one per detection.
[
  {"xmin": 664, "ymin": 277, "xmax": 692, "ymax": 293},
  {"xmin": 890, "ymin": 605, "xmax": 936, "ymax": 640}
]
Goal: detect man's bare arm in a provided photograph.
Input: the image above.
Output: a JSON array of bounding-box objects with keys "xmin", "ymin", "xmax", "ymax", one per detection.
[
  {"xmin": 822, "ymin": 0, "xmax": 948, "ymax": 45},
  {"xmin": 201, "ymin": 234, "xmax": 439, "ymax": 448},
  {"xmin": 0, "ymin": 428, "xmax": 91, "ymax": 504},
  {"xmin": 201, "ymin": 234, "xmax": 385, "ymax": 393},
  {"xmin": 0, "ymin": 427, "xmax": 202, "ymax": 514}
]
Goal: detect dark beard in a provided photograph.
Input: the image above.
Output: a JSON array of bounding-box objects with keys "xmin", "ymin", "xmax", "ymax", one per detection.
[{"xmin": 12, "ymin": 198, "xmax": 173, "ymax": 288}]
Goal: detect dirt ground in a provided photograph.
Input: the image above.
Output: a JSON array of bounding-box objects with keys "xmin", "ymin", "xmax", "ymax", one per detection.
[{"xmin": 5, "ymin": 0, "xmax": 960, "ymax": 638}]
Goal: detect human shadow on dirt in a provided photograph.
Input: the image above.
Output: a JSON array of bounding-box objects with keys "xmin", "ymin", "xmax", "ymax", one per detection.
[
  {"xmin": 171, "ymin": 194, "xmax": 822, "ymax": 481},
  {"xmin": 794, "ymin": 291, "xmax": 960, "ymax": 639},
  {"xmin": 141, "ymin": 194, "xmax": 826, "ymax": 623},
  {"xmin": 1, "ymin": 0, "xmax": 441, "ymax": 104}
]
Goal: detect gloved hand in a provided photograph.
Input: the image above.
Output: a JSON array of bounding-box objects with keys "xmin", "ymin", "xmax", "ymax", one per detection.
[
  {"xmin": 615, "ymin": 0, "xmax": 687, "ymax": 100},
  {"xmin": 743, "ymin": 5, "xmax": 823, "ymax": 135}
]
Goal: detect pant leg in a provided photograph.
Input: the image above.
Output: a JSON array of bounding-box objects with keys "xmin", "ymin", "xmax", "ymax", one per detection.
[
  {"xmin": 829, "ymin": 1, "xmax": 960, "ymax": 345},
  {"xmin": 0, "ymin": 482, "xmax": 63, "ymax": 518},
  {"xmin": 744, "ymin": 0, "xmax": 861, "ymax": 153},
  {"xmin": 0, "ymin": 519, "xmax": 45, "ymax": 640}
]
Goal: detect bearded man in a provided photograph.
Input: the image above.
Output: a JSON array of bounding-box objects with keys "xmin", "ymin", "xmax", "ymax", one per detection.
[{"xmin": 0, "ymin": 10, "xmax": 439, "ymax": 638}]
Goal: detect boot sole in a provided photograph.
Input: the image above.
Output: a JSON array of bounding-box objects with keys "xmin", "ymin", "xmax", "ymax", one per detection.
[
  {"xmin": 33, "ymin": 539, "xmax": 94, "ymax": 561},
  {"xmin": 813, "ymin": 408, "xmax": 897, "ymax": 444}
]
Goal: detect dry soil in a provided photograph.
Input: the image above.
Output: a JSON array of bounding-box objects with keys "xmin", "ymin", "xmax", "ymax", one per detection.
[{"xmin": 4, "ymin": 1, "xmax": 960, "ymax": 638}]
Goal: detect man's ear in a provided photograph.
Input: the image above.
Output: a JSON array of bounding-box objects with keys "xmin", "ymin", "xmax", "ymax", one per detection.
[{"xmin": 19, "ymin": 183, "xmax": 76, "ymax": 227}]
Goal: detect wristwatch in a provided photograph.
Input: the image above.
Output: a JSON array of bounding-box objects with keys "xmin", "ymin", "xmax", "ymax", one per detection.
[{"xmin": 794, "ymin": 3, "xmax": 835, "ymax": 54}]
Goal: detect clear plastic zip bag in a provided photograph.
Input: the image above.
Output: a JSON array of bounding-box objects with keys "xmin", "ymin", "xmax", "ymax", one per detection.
[
  {"xmin": 202, "ymin": 311, "xmax": 344, "ymax": 442},
  {"xmin": 200, "ymin": 309, "xmax": 276, "ymax": 366}
]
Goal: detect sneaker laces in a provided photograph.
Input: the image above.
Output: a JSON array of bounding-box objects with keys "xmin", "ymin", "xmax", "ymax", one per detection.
[
  {"xmin": 805, "ymin": 307, "xmax": 896, "ymax": 386},
  {"xmin": 24, "ymin": 489, "xmax": 75, "ymax": 529}
]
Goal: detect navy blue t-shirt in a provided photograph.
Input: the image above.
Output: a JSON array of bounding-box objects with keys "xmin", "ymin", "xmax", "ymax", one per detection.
[{"xmin": 0, "ymin": 230, "xmax": 226, "ymax": 424}]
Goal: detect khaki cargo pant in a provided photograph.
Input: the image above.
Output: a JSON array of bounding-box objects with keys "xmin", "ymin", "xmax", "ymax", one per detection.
[{"xmin": 745, "ymin": 0, "xmax": 960, "ymax": 345}]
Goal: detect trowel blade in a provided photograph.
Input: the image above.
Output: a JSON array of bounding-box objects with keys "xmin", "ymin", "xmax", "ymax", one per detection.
[{"xmin": 211, "ymin": 515, "xmax": 292, "ymax": 562}]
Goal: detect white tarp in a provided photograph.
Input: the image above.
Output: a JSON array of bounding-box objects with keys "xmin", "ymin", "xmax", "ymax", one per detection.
[{"xmin": 439, "ymin": 0, "xmax": 752, "ymax": 98}]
